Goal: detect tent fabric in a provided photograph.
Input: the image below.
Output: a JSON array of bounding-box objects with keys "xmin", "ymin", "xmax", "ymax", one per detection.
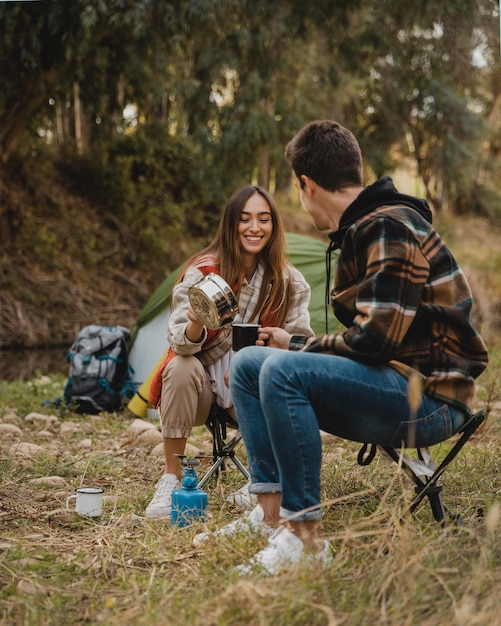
[
  {"xmin": 129, "ymin": 267, "xmax": 181, "ymax": 345},
  {"xmin": 127, "ymin": 232, "xmax": 339, "ymax": 417}
]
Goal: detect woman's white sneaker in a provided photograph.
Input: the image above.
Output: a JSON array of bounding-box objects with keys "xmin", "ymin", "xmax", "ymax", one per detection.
[
  {"xmin": 145, "ymin": 474, "xmax": 180, "ymax": 519},
  {"xmin": 193, "ymin": 504, "xmax": 273, "ymax": 547},
  {"xmin": 226, "ymin": 482, "xmax": 258, "ymax": 510},
  {"xmin": 233, "ymin": 526, "xmax": 333, "ymax": 575}
]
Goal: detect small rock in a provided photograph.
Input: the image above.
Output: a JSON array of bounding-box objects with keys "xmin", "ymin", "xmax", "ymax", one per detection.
[
  {"xmin": 29, "ymin": 476, "xmax": 68, "ymax": 488},
  {"xmin": 9, "ymin": 442, "xmax": 46, "ymax": 457},
  {"xmin": 47, "ymin": 508, "xmax": 92, "ymax": 528},
  {"xmin": 121, "ymin": 512, "xmax": 143, "ymax": 528},
  {"xmin": 127, "ymin": 418, "xmax": 158, "ymax": 436},
  {"xmin": 17, "ymin": 579, "xmax": 40, "ymax": 596},
  {"xmin": 185, "ymin": 442, "xmax": 202, "ymax": 457},
  {"xmin": 136, "ymin": 429, "xmax": 163, "ymax": 446},
  {"xmin": 149, "ymin": 443, "xmax": 164, "ymax": 457},
  {"xmin": 79, "ymin": 438, "xmax": 93, "ymax": 449},
  {"xmin": 0, "ymin": 423, "xmax": 23, "ymax": 437},
  {"xmin": 37, "ymin": 430, "xmax": 54, "ymax": 439},
  {"xmin": 24, "ymin": 412, "xmax": 59, "ymax": 428},
  {"xmin": 149, "ymin": 441, "xmax": 202, "ymax": 457},
  {"xmin": 60, "ymin": 421, "xmax": 82, "ymax": 435}
]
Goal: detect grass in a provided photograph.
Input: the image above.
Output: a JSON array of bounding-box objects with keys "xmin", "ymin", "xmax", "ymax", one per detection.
[{"xmin": 0, "ymin": 352, "xmax": 500, "ymax": 626}]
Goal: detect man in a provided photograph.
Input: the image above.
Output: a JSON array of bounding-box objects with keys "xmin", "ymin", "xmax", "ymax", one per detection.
[{"xmin": 193, "ymin": 120, "xmax": 489, "ymax": 575}]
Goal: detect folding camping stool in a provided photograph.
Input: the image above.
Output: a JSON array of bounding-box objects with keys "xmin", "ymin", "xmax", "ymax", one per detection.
[
  {"xmin": 357, "ymin": 408, "xmax": 486, "ymax": 527},
  {"xmin": 197, "ymin": 403, "xmax": 250, "ymax": 489}
]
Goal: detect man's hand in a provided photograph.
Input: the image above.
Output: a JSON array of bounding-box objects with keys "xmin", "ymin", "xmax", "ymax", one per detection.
[{"xmin": 257, "ymin": 327, "xmax": 292, "ymax": 349}]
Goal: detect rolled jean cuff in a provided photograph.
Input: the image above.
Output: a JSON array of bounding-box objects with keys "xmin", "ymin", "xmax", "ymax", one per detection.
[
  {"xmin": 249, "ymin": 482, "xmax": 281, "ymax": 495},
  {"xmin": 280, "ymin": 505, "xmax": 323, "ymax": 523}
]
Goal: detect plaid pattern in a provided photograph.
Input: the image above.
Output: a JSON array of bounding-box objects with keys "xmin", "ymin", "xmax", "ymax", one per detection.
[
  {"xmin": 305, "ymin": 205, "xmax": 488, "ymax": 412},
  {"xmin": 168, "ymin": 261, "xmax": 313, "ymax": 366}
]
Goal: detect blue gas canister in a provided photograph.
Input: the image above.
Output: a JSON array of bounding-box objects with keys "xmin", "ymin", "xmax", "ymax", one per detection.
[{"xmin": 171, "ymin": 458, "xmax": 208, "ymax": 528}]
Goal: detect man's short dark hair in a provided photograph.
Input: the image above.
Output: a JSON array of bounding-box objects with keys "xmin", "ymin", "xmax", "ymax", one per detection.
[{"xmin": 285, "ymin": 120, "xmax": 363, "ymax": 192}]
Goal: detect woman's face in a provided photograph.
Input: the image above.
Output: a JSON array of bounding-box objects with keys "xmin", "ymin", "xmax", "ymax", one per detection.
[{"xmin": 237, "ymin": 193, "xmax": 273, "ymax": 257}]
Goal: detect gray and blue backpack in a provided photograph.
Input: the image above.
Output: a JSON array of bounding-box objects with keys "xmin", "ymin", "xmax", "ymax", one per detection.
[{"xmin": 64, "ymin": 325, "xmax": 134, "ymax": 414}]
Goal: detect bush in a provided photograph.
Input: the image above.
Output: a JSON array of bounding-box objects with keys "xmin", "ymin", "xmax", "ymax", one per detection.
[{"xmin": 58, "ymin": 124, "xmax": 225, "ymax": 246}]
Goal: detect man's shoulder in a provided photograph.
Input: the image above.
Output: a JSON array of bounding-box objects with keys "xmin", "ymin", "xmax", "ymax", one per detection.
[{"xmin": 356, "ymin": 204, "xmax": 432, "ymax": 230}]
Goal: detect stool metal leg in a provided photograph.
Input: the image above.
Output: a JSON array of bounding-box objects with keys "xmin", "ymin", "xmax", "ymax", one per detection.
[
  {"xmin": 378, "ymin": 409, "xmax": 486, "ymax": 526},
  {"xmin": 196, "ymin": 404, "xmax": 251, "ymax": 490},
  {"xmin": 197, "ymin": 431, "xmax": 250, "ymax": 489}
]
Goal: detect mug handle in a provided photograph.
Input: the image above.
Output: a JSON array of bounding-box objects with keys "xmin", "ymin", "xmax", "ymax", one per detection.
[{"xmin": 66, "ymin": 494, "xmax": 77, "ymax": 510}]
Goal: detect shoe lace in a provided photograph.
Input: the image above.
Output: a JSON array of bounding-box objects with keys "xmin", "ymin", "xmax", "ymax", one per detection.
[{"xmin": 154, "ymin": 477, "xmax": 177, "ymax": 499}]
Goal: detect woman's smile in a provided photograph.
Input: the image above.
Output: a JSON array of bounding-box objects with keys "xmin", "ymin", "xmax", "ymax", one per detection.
[{"xmin": 238, "ymin": 194, "xmax": 273, "ymax": 256}]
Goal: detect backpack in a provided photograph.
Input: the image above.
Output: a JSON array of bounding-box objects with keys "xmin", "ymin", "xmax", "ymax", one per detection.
[{"xmin": 64, "ymin": 325, "xmax": 135, "ymax": 414}]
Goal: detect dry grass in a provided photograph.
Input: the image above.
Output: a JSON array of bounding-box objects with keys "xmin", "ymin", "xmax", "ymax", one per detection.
[{"xmin": 0, "ymin": 351, "xmax": 500, "ymax": 626}]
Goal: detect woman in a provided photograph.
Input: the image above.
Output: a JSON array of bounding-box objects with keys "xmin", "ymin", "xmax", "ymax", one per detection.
[{"xmin": 145, "ymin": 185, "xmax": 313, "ymax": 518}]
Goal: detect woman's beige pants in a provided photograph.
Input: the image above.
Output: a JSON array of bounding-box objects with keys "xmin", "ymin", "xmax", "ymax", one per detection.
[{"xmin": 159, "ymin": 355, "xmax": 215, "ymax": 439}]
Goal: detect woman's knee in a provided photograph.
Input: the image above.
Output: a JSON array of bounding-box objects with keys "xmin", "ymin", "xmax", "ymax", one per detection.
[{"xmin": 163, "ymin": 355, "xmax": 205, "ymax": 389}]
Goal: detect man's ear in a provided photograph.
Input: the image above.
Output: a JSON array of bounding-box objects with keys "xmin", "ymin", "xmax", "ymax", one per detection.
[{"xmin": 301, "ymin": 175, "xmax": 316, "ymax": 195}]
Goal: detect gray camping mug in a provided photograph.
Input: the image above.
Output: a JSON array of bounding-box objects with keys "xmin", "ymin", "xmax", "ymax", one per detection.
[{"xmin": 188, "ymin": 273, "xmax": 239, "ymax": 330}]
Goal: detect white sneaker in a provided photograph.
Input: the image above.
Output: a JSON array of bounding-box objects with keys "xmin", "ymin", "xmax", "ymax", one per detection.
[
  {"xmin": 226, "ymin": 482, "xmax": 258, "ymax": 511},
  {"xmin": 193, "ymin": 504, "xmax": 273, "ymax": 547},
  {"xmin": 233, "ymin": 526, "xmax": 333, "ymax": 576},
  {"xmin": 145, "ymin": 473, "xmax": 180, "ymax": 519}
]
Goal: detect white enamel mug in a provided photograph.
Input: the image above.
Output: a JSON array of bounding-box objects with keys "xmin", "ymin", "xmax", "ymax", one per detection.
[{"xmin": 66, "ymin": 487, "xmax": 104, "ymax": 517}]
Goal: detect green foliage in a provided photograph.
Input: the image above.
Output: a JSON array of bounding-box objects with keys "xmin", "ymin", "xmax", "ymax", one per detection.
[
  {"xmin": 2, "ymin": 0, "xmax": 500, "ymax": 217},
  {"xmin": 58, "ymin": 125, "xmax": 225, "ymax": 247}
]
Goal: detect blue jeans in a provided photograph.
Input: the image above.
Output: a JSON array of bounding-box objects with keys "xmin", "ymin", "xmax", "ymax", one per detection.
[{"xmin": 229, "ymin": 346, "xmax": 468, "ymax": 522}]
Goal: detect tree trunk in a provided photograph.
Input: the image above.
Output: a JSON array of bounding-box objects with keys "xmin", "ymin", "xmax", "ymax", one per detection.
[
  {"xmin": 74, "ymin": 82, "xmax": 83, "ymax": 156},
  {"xmin": 258, "ymin": 144, "xmax": 271, "ymax": 189}
]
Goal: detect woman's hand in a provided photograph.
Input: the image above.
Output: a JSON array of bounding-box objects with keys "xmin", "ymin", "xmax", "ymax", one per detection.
[
  {"xmin": 185, "ymin": 306, "xmax": 205, "ymax": 342},
  {"xmin": 257, "ymin": 326, "xmax": 292, "ymax": 349}
]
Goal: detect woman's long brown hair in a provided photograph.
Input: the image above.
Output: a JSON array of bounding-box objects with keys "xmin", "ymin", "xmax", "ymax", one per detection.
[{"xmin": 177, "ymin": 185, "xmax": 295, "ymax": 327}]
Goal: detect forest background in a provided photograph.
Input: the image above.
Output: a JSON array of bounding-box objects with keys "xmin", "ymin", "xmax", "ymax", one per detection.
[{"xmin": 1, "ymin": 0, "xmax": 501, "ymax": 357}]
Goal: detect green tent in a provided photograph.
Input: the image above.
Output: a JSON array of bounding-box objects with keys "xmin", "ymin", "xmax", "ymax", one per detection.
[{"xmin": 127, "ymin": 232, "xmax": 338, "ymax": 415}]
